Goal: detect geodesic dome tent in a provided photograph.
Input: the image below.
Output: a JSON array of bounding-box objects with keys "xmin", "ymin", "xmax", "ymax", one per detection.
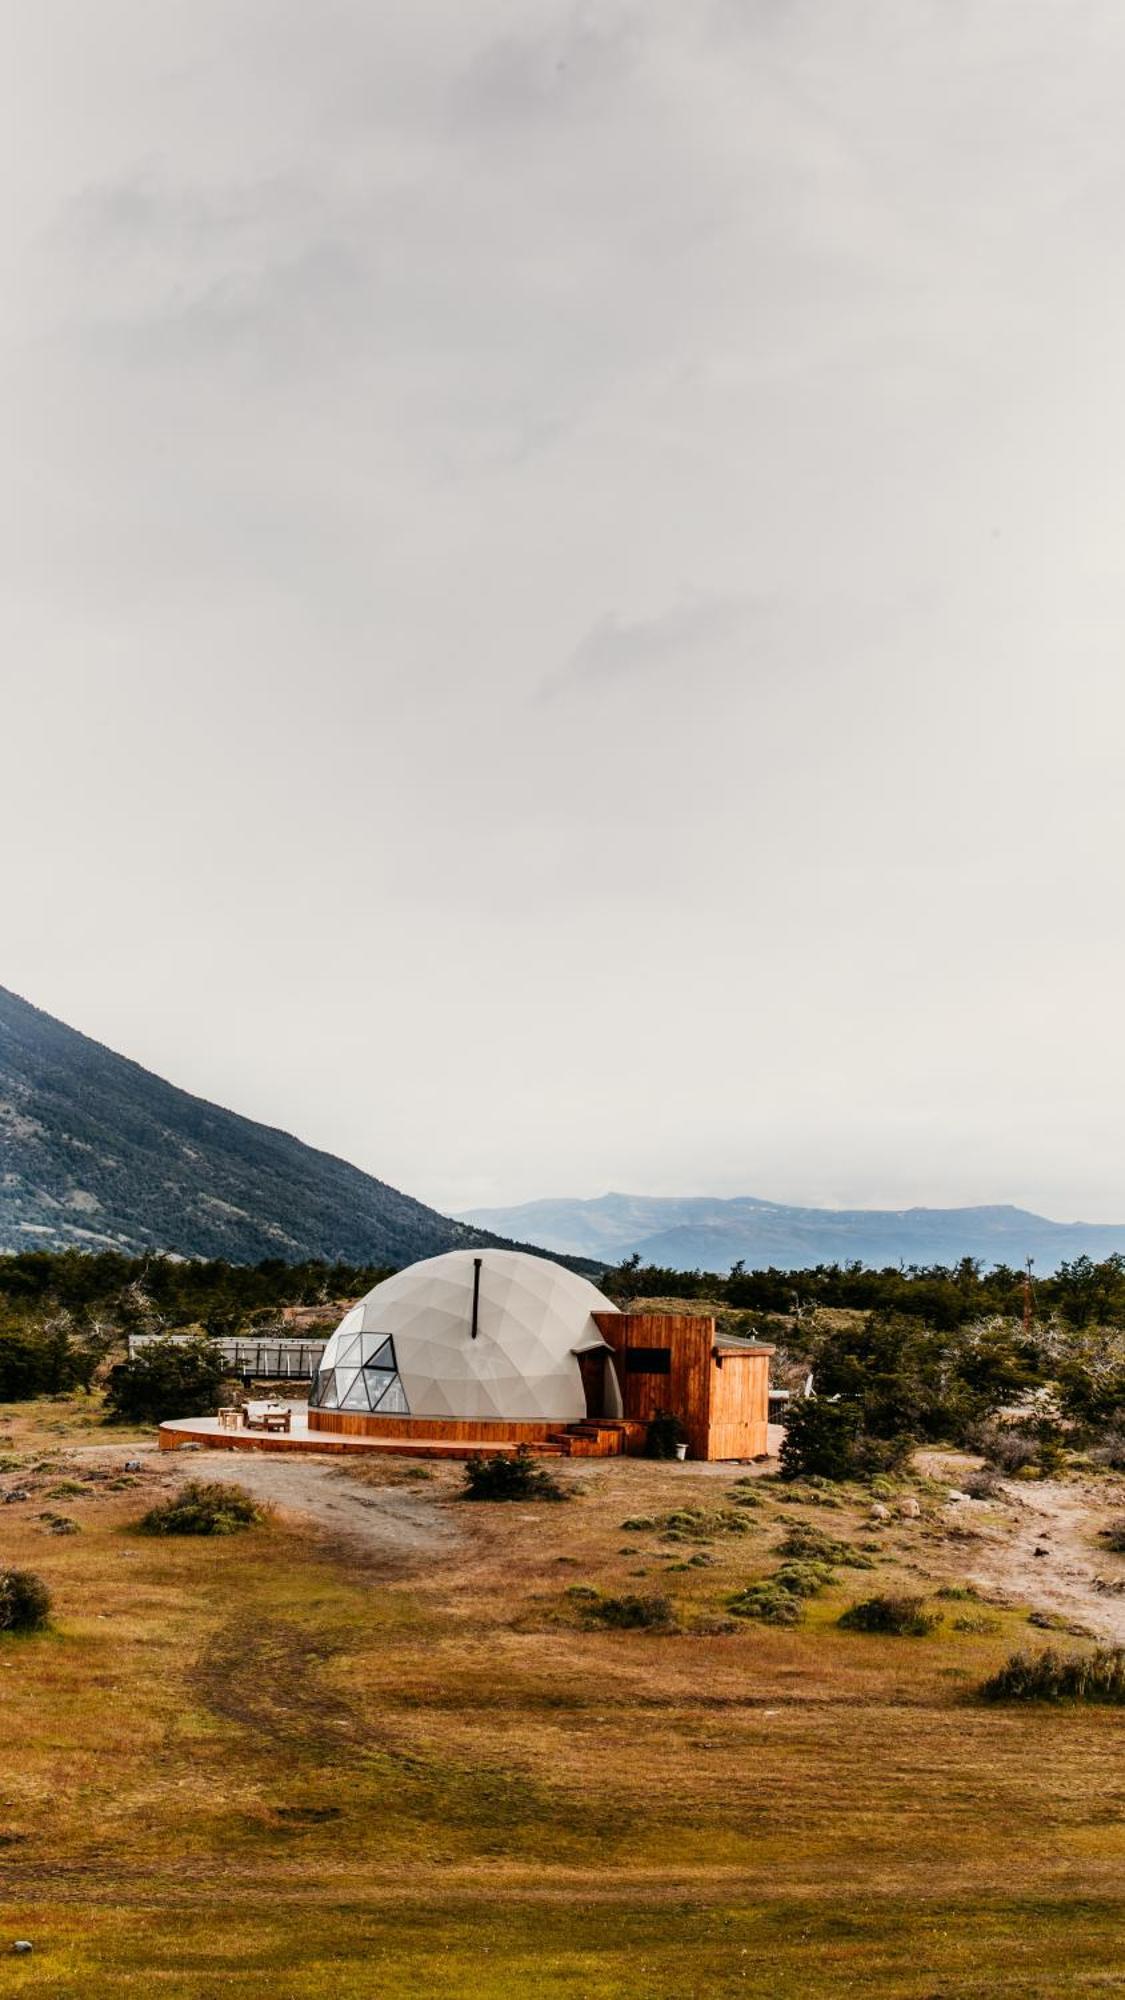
[{"xmin": 308, "ymin": 1249, "xmax": 621, "ymax": 1426}]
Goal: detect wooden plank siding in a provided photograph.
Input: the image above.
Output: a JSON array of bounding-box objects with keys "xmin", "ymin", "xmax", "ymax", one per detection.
[
  {"xmin": 595, "ymin": 1312, "xmax": 772, "ymax": 1461},
  {"xmin": 595, "ymin": 1311, "xmax": 713, "ymax": 1461},
  {"xmin": 708, "ymin": 1348, "xmax": 771, "ymax": 1460},
  {"xmin": 308, "ymin": 1410, "xmax": 560, "ymax": 1446}
]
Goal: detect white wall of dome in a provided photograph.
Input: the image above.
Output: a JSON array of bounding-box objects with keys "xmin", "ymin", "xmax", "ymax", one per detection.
[{"xmin": 310, "ymin": 1250, "xmax": 620, "ymax": 1424}]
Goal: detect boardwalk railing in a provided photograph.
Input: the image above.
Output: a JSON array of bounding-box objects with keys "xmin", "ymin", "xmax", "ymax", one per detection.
[{"xmin": 128, "ymin": 1334, "xmax": 327, "ymax": 1380}]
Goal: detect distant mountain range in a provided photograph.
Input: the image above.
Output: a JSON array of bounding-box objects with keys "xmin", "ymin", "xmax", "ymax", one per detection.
[
  {"xmin": 7, "ymin": 979, "xmax": 1122, "ymax": 1278},
  {"xmin": 0, "ymin": 985, "xmax": 534, "ymax": 1267},
  {"xmin": 458, "ymin": 1190, "xmax": 1125, "ymax": 1275}
]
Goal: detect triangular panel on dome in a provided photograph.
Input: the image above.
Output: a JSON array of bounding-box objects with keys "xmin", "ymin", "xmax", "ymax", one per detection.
[
  {"xmin": 334, "ymin": 1368, "xmax": 362, "ymax": 1408},
  {"xmin": 371, "ymin": 1374, "xmax": 409, "ymax": 1415},
  {"xmin": 362, "ymin": 1336, "xmax": 396, "ymax": 1371}
]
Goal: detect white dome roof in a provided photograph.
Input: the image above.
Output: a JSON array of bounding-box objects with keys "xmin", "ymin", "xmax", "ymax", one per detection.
[{"xmin": 310, "ymin": 1249, "xmax": 620, "ymax": 1425}]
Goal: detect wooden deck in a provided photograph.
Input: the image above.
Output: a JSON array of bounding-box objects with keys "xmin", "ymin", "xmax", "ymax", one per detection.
[{"xmin": 161, "ymin": 1416, "xmax": 588, "ymax": 1464}]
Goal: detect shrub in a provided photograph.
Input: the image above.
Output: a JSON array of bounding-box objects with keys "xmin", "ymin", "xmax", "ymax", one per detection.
[
  {"xmin": 969, "ymin": 1417, "xmax": 1068, "ymax": 1481},
  {"xmin": 779, "ymin": 1400, "xmax": 860, "ymax": 1481},
  {"xmin": 771, "ymin": 1559, "xmax": 834, "ymax": 1597},
  {"xmin": 0, "ymin": 1569, "xmax": 51, "ymax": 1633},
  {"xmin": 644, "ymin": 1411, "xmax": 684, "ymax": 1460},
  {"xmin": 838, "ymin": 1594, "xmax": 941, "ymax": 1636},
  {"xmin": 728, "ymin": 1558, "xmax": 833, "ymax": 1623},
  {"xmin": 982, "ymin": 1646, "xmax": 1125, "ymax": 1704},
  {"xmin": 137, "ymin": 1480, "xmax": 262, "ymax": 1536},
  {"xmin": 963, "ymin": 1467, "xmax": 1003, "ymax": 1499},
  {"xmin": 777, "ymin": 1522, "xmax": 875, "ymax": 1569},
  {"xmin": 728, "ymin": 1581, "xmax": 805, "ymax": 1625},
  {"xmin": 579, "ymin": 1592, "xmax": 675, "ymax": 1631},
  {"xmin": 780, "ymin": 1400, "xmax": 912, "ymax": 1481},
  {"xmin": 659, "ymin": 1507, "xmax": 754, "ymax": 1543},
  {"xmin": 105, "ymin": 1338, "xmax": 225, "ymax": 1424},
  {"xmin": 1089, "ymin": 1429, "xmax": 1125, "ymax": 1472},
  {"xmin": 620, "ymin": 1515, "xmax": 656, "ymax": 1533},
  {"xmin": 461, "ymin": 1445, "xmax": 565, "ymax": 1502},
  {"xmin": 1098, "ymin": 1519, "xmax": 1125, "ymax": 1554}
]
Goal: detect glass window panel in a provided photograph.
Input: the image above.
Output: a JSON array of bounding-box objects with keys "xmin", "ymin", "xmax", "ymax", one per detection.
[
  {"xmin": 371, "ymin": 1374, "xmax": 409, "ymax": 1415},
  {"xmin": 363, "ymin": 1337, "xmax": 396, "ymax": 1371},
  {"xmin": 334, "ymin": 1368, "xmax": 362, "ymax": 1407},
  {"xmin": 318, "ymin": 1370, "xmax": 338, "ymax": 1410}
]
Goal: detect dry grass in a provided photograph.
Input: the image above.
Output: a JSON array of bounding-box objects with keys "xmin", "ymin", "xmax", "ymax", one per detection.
[{"xmin": 0, "ymin": 1400, "xmax": 1120, "ymax": 1996}]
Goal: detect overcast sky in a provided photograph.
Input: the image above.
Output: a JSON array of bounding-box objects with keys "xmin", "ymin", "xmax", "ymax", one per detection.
[{"xmin": 5, "ymin": 2, "xmax": 1125, "ymax": 1221}]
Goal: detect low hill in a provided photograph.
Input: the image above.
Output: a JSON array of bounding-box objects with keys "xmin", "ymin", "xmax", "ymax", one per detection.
[
  {"xmin": 459, "ymin": 1189, "xmax": 1125, "ymax": 1274},
  {"xmin": 0, "ymin": 984, "xmax": 524, "ymax": 1266}
]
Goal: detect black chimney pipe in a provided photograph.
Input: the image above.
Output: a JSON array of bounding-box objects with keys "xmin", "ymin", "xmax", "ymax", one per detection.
[{"xmin": 470, "ymin": 1256, "xmax": 482, "ymax": 1340}]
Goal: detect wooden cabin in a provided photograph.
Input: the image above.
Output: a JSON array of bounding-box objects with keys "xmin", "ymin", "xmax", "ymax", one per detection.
[{"xmin": 594, "ymin": 1310, "xmax": 773, "ymax": 1461}]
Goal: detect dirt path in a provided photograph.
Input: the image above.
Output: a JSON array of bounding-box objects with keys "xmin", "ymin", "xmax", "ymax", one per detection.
[
  {"xmin": 921, "ymin": 1450, "xmax": 1125, "ymax": 1645},
  {"xmin": 66, "ymin": 1440, "xmax": 463, "ymax": 1569}
]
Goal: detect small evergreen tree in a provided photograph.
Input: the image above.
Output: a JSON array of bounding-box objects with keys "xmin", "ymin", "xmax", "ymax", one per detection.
[{"xmin": 779, "ymin": 1398, "xmax": 860, "ymax": 1480}]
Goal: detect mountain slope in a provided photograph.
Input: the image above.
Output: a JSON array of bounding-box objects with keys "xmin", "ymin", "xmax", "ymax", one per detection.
[
  {"xmin": 0, "ymin": 985, "xmax": 518, "ymax": 1265},
  {"xmin": 459, "ymin": 1190, "xmax": 1125, "ymax": 1274}
]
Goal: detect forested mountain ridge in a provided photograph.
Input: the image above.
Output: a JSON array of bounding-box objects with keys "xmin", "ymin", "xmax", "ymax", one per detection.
[
  {"xmin": 0, "ymin": 984, "xmax": 518, "ymax": 1265},
  {"xmin": 460, "ymin": 1189, "xmax": 1125, "ymax": 1275}
]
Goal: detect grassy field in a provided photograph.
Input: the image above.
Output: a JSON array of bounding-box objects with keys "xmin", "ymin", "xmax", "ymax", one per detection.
[{"xmin": 0, "ymin": 1397, "xmax": 1122, "ymax": 1996}]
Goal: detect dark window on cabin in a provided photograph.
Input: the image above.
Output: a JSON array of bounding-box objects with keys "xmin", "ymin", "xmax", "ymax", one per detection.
[{"xmin": 625, "ymin": 1347, "xmax": 671, "ymax": 1374}]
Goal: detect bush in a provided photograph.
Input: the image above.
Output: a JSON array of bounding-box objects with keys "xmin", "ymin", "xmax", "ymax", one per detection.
[
  {"xmin": 777, "ymin": 1522, "xmax": 875, "ymax": 1569},
  {"xmin": 728, "ymin": 1582, "xmax": 805, "ymax": 1625},
  {"xmin": 779, "ymin": 1399, "xmax": 859, "ymax": 1481},
  {"xmin": 579, "ymin": 1592, "xmax": 675, "ymax": 1631},
  {"xmin": 658, "ymin": 1507, "xmax": 754, "ymax": 1543},
  {"xmin": 771, "ymin": 1560, "xmax": 834, "ymax": 1598},
  {"xmin": 105, "ymin": 1338, "xmax": 225, "ymax": 1424},
  {"xmin": 982, "ymin": 1646, "xmax": 1125, "ymax": 1704},
  {"xmin": 1098, "ymin": 1519, "xmax": 1125, "ymax": 1554},
  {"xmin": 0, "ymin": 1569, "xmax": 51, "ymax": 1633},
  {"xmin": 1089, "ymin": 1429, "xmax": 1125, "ymax": 1472},
  {"xmin": 838, "ymin": 1594, "xmax": 941, "ymax": 1636},
  {"xmin": 780, "ymin": 1399, "xmax": 913, "ymax": 1482},
  {"xmin": 644, "ymin": 1411, "xmax": 684, "ymax": 1460},
  {"xmin": 969, "ymin": 1417, "xmax": 1068, "ymax": 1481},
  {"xmin": 728, "ymin": 1558, "xmax": 833, "ymax": 1623},
  {"xmin": 963, "ymin": 1467, "xmax": 1003, "ymax": 1499},
  {"xmin": 461, "ymin": 1445, "xmax": 565, "ymax": 1502},
  {"xmin": 137, "ymin": 1480, "xmax": 262, "ymax": 1536}
]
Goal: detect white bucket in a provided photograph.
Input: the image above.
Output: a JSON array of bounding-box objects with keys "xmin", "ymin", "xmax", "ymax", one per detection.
[{"xmin": 674, "ymin": 1442, "xmax": 688, "ymax": 1461}]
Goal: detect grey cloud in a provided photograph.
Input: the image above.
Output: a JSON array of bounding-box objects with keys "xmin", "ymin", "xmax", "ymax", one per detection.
[
  {"xmin": 545, "ymin": 593, "xmax": 753, "ymax": 697},
  {"xmin": 3, "ymin": 1, "xmax": 1123, "ymax": 1222},
  {"xmin": 454, "ymin": 5, "xmax": 643, "ymax": 130}
]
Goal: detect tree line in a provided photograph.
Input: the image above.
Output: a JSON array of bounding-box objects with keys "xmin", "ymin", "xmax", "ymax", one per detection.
[{"xmin": 602, "ymin": 1250, "xmax": 1125, "ymax": 1329}]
